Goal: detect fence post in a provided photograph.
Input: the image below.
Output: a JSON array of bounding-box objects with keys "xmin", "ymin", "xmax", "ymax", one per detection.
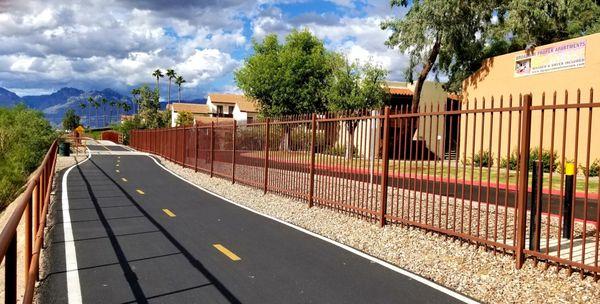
[
  {"xmin": 210, "ymin": 122, "xmax": 214, "ymax": 177},
  {"xmin": 529, "ymin": 160, "xmax": 543, "ymax": 251},
  {"xmin": 309, "ymin": 113, "xmax": 317, "ymax": 208},
  {"xmin": 515, "ymin": 94, "xmax": 533, "ymax": 269},
  {"xmin": 379, "ymin": 107, "xmax": 391, "ymax": 227},
  {"xmin": 5, "ymin": 234, "xmax": 16, "ymax": 304},
  {"xmin": 232, "ymin": 121, "xmax": 237, "ymax": 184},
  {"xmin": 563, "ymin": 163, "xmax": 575, "ymax": 239},
  {"xmin": 183, "ymin": 127, "xmax": 187, "ymax": 166},
  {"xmin": 194, "ymin": 125, "xmax": 199, "ymax": 172},
  {"xmin": 264, "ymin": 118, "xmax": 270, "ymax": 194},
  {"xmin": 25, "ymin": 194, "xmax": 32, "ymax": 286}
]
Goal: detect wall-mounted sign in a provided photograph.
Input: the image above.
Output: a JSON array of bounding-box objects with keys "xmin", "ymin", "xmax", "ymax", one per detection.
[{"xmin": 514, "ymin": 40, "xmax": 586, "ymax": 77}]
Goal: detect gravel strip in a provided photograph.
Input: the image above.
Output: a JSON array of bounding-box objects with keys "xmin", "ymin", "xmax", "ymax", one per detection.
[{"xmin": 155, "ymin": 154, "xmax": 600, "ymax": 303}]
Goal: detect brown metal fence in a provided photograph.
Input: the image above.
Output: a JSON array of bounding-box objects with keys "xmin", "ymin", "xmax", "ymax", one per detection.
[
  {"xmin": 131, "ymin": 88, "xmax": 599, "ymax": 278},
  {"xmin": 0, "ymin": 141, "xmax": 58, "ymax": 303}
]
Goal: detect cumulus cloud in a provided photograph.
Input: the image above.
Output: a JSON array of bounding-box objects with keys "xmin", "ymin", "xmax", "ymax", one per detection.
[{"xmin": 0, "ymin": 0, "xmax": 411, "ymax": 99}]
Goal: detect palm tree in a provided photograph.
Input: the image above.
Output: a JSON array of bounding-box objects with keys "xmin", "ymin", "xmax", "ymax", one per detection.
[
  {"xmin": 166, "ymin": 69, "xmax": 176, "ymax": 106},
  {"xmin": 87, "ymin": 97, "xmax": 94, "ymax": 127},
  {"xmin": 131, "ymin": 88, "xmax": 141, "ymax": 114},
  {"xmin": 79, "ymin": 102, "xmax": 87, "ymax": 126},
  {"xmin": 109, "ymin": 100, "xmax": 116, "ymax": 124},
  {"xmin": 100, "ymin": 98, "xmax": 108, "ymax": 127},
  {"xmin": 152, "ymin": 69, "xmax": 164, "ymax": 99},
  {"xmin": 175, "ymin": 75, "xmax": 186, "ymax": 103},
  {"xmin": 92, "ymin": 98, "xmax": 100, "ymax": 128},
  {"xmin": 121, "ymin": 101, "xmax": 132, "ymax": 115}
]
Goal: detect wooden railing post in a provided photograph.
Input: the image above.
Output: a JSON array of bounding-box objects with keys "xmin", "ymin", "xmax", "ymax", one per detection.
[
  {"xmin": 232, "ymin": 121, "xmax": 237, "ymax": 184},
  {"xmin": 24, "ymin": 193, "xmax": 32, "ymax": 287},
  {"xmin": 379, "ymin": 107, "xmax": 391, "ymax": 227},
  {"xmin": 5, "ymin": 234, "xmax": 16, "ymax": 304},
  {"xmin": 264, "ymin": 118, "xmax": 270, "ymax": 194},
  {"xmin": 516, "ymin": 94, "xmax": 533, "ymax": 269},
  {"xmin": 210, "ymin": 122, "xmax": 214, "ymax": 177},
  {"xmin": 309, "ymin": 113, "xmax": 317, "ymax": 207}
]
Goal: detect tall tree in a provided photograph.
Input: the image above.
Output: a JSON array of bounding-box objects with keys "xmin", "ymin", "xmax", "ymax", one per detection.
[
  {"xmin": 152, "ymin": 69, "xmax": 164, "ymax": 100},
  {"xmin": 381, "ymin": 0, "xmax": 502, "ymax": 104},
  {"xmin": 62, "ymin": 109, "xmax": 81, "ymax": 131},
  {"xmin": 235, "ymin": 29, "xmax": 334, "ymax": 117},
  {"xmin": 101, "ymin": 97, "xmax": 108, "ymax": 126},
  {"xmin": 109, "ymin": 100, "xmax": 116, "ymax": 124},
  {"xmin": 497, "ymin": 0, "xmax": 600, "ymax": 49},
  {"xmin": 78, "ymin": 102, "xmax": 87, "ymax": 126},
  {"xmin": 131, "ymin": 88, "xmax": 141, "ymax": 114},
  {"xmin": 166, "ymin": 69, "xmax": 177, "ymax": 105},
  {"xmin": 86, "ymin": 97, "xmax": 93, "ymax": 127},
  {"xmin": 92, "ymin": 98, "xmax": 100, "ymax": 128},
  {"xmin": 326, "ymin": 57, "xmax": 389, "ymax": 159},
  {"xmin": 175, "ymin": 75, "xmax": 186, "ymax": 103}
]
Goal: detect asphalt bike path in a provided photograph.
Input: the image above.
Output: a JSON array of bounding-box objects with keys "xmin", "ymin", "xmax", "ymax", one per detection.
[{"xmin": 37, "ymin": 142, "xmax": 473, "ymax": 303}]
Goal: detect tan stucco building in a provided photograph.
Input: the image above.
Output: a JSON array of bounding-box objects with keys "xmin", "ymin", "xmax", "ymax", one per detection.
[{"xmin": 461, "ymin": 33, "xmax": 600, "ymax": 162}]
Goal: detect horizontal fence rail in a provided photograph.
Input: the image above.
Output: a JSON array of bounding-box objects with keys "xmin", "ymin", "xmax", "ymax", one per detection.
[
  {"xmin": 0, "ymin": 141, "xmax": 58, "ymax": 303},
  {"xmin": 131, "ymin": 88, "xmax": 599, "ymax": 278}
]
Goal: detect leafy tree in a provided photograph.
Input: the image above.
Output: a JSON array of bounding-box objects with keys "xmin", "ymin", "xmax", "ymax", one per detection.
[
  {"xmin": 62, "ymin": 109, "xmax": 81, "ymax": 131},
  {"xmin": 114, "ymin": 115, "xmax": 143, "ymax": 145},
  {"xmin": 235, "ymin": 29, "xmax": 335, "ymax": 117},
  {"xmin": 166, "ymin": 69, "xmax": 177, "ymax": 105},
  {"xmin": 152, "ymin": 69, "xmax": 164, "ymax": 99},
  {"xmin": 129, "ymin": 85, "xmax": 170, "ymax": 129},
  {"xmin": 0, "ymin": 105, "xmax": 56, "ymax": 209},
  {"xmin": 175, "ymin": 75, "xmax": 186, "ymax": 103},
  {"xmin": 175, "ymin": 111, "xmax": 194, "ymax": 127},
  {"xmin": 381, "ymin": 0, "xmax": 502, "ymax": 104},
  {"xmin": 496, "ymin": 0, "xmax": 600, "ymax": 49},
  {"xmin": 325, "ymin": 57, "xmax": 389, "ymax": 158}
]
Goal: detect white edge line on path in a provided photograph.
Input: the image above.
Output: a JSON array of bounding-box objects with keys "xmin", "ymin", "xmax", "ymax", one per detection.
[
  {"xmin": 62, "ymin": 148, "xmax": 91, "ymax": 304},
  {"xmin": 146, "ymin": 154, "xmax": 479, "ymax": 304}
]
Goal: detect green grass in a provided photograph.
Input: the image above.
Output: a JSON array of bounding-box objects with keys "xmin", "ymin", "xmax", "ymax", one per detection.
[{"xmin": 241, "ymin": 150, "xmax": 599, "ymax": 193}]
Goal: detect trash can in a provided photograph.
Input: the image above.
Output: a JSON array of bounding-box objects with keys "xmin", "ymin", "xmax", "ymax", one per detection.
[{"xmin": 59, "ymin": 142, "xmax": 71, "ymax": 156}]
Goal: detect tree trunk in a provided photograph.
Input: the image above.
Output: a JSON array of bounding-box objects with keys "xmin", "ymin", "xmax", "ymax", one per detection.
[
  {"xmin": 412, "ymin": 36, "xmax": 441, "ymax": 108},
  {"xmin": 178, "ymin": 87, "xmax": 181, "ymax": 103},
  {"xmin": 345, "ymin": 121, "xmax": 356, "ymax": 160},
  {"xmin": 168, "ymin": 80, "xmax": 171, "ymax": 105}
]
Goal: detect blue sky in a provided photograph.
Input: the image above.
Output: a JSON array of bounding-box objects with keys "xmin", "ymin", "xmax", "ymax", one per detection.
[{"xmin": 0, "ymin": 0, "xmax": 409, "ymax": 99}]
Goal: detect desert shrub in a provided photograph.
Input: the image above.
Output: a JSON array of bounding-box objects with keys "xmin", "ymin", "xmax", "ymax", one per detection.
[
  {"xmin": 500, "ymin": 148, "xmax": 559, "ymax": 173},
  {"xmin": 236, "ymin": 126, "xmax": 264, "ymax": 150},
  {"xmin": 290, "ymin": 127, "xmax": 326, "ymax": 151},
  {"xmin": 114, "ymin": 115, "xmax": 143, "ymax": 145},
  {"xmin": 472, "ymin": 150, "xmax": 494, "ymax": 167},
  {"xmin": 500, "ymin": 151, "xmax": 519, "ymax": 170},
  {"xmin": 580, "ymin": 159, "xmax": 600, "ymax": 177},
  {"xmin": 0, "ymin": 105, "xmax": 56, "ymax": 209},
  {"xmin": 529, "ymin": 147, "xmax": 558, "ymax": 173},
  {"xmin": 325, "ymin": 144, "xmax": 358, "ymax": 157}
]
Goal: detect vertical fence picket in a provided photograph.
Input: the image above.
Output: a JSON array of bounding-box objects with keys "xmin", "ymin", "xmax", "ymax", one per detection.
[{"xmin": 516, "ymin": 94, "xmax": 533, "ymax": 269}]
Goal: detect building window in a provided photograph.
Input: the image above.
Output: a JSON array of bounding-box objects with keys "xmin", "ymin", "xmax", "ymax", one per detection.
[
  {"xmin": 217, "ymin": 105, "xmax": 223, "ymax": 115},
  {"xmin": 247, "ymin": 117, "xmax": 253, "ymax": 123},
  {"xmin": 229, "ymin": 106, "xmax": 234, "ymax": 114}
]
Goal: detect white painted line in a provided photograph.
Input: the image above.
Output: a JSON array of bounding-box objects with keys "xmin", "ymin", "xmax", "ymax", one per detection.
[
  {"xmin": 147, "ymin": 155, "xmax": 478, "ymax": 304},
  {"xmin": 62, "ymin": 149, "xmax": 91, "ymax": 304}
]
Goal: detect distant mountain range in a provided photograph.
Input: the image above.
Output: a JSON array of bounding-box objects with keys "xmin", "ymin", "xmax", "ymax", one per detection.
[{"xmin": 0, "ymin": 87, "xmax": 207, "ymax": 127}]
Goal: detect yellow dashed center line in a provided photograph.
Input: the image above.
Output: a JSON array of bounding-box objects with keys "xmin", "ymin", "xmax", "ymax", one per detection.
[
  {"xmin": 116, "ymin": 169, "xmax": 120, "ymax": 173},
  {"xmin": 162, "ymin": 209, "xmax": 176, "ymax": 217},
  {"xmin": 116, "ymin": 164, "xmax": 120, "ymax": 167},
  {"xmin": 136, "ymin": 189, "xmax": 145, "ymax": 195},
  {"xmin": 213, "ymin": 244, "xmax": 241, "ymax": 261},
  {"xmin": 121, "ymin": 178, "xmax": 128, "ymax": 182}
]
